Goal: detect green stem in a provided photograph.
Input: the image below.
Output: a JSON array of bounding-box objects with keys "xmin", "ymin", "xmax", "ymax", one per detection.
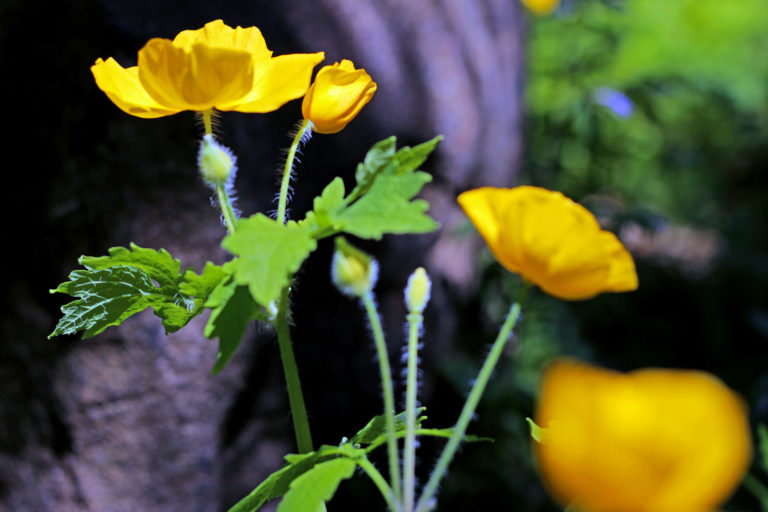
[
  {"xmin": 414, "ymin": 302, "xmax": 522, "ymax": 512},
  {"xmin": 357, "ymin": 457, "xmax": 396, "ymax": 511},
  {"xmin": 277, "ymin": 119, "xmax": 311, "ymax": 224},
  {"xmin": 202, "ymin": 109, "xmax": 214, "ymax": 135},
  {"xmin": 275, "ymin": 285, "xmax": 314, "ymax": 454},
  {"xmin": 216, "ymin": 185, "xmax": 238, "ymax": 234},
  {"xmin": 361, "ymin": 291, "xmax": 402, "ymax": 506},
  {"xmin": 403, "ymin": 312, "xmax": 422, "ymax": 512}
]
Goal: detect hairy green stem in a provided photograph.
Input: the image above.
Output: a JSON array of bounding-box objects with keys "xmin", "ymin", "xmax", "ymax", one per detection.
[
  {"xmin": 403, "ymin": 312, "xmax": 422, "ymax": 512},
  {"xmin": 275, "ymin": 285, "xmax": 314, "ymax": 453},
  {"xmin": 277, "ymin": 119, "xmax": 311, "ymax": 224},
  {"xmin": 357, "ymin": 457, "xmax": 396, "ymax": 511},
  {"xmin": 202, "ymin": 109, "xmax": 214, "ymax": 135},
  {"xmin": 362, "ymin": 291, "xmax": 402, "ymax": 506},
  {"xmin": 415, "ymin": 302, "xmax": 522, "ymax": 512},
  {"xmin": 216, "ymin": 185, "xmax": 238, "ymax": 234}
]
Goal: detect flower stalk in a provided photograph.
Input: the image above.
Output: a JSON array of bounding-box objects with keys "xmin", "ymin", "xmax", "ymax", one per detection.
[
  {"xmin": 415, "ymin": 301, "xmax": 522, "ymax": 512},
  {"xmin": 362, "ymin": 291, "xmax": 402, "ymax": 505},
  {"xmin": 277, "ymin": 119, "xmax": 312, "ymax": 224}
]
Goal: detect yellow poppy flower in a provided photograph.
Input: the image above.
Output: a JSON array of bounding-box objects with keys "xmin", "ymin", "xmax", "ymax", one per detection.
[
  {"xmin": 301, "ymin": 60, "xmax": 377, "ymax": 134},
  {"xmin": 533, "ymin": 359, "xmax": 752, "ymax": 512},
  {"xmin": 521, "ymin": 0, "xmax": 560, "ymax": 15},
  {"xmin": 457, "ymin": 186, "xmax": 637, "ymax": 300},
  {"xmin": 91, "ymin": 19, "xmax": 325, "ymax": 118}
]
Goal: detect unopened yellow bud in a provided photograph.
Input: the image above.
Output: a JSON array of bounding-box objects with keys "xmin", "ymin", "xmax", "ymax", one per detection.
[
  {"xmin": 302, "ymin": 60, "xmax": 377, "ymax": 134},
  {"xmin": 405, "ymin": 267, "xmax": 431, "ymax": 314},
  {"xmin": 198, "ymin": 134, "xmax": 236, "ymax": 187},
  {"xmin": 521, "ymin": 0, "xmax": 560, "ymax": 15},
  {"xmin": 332, "ymin": 237, "xmax": 378, "ymax": 297}
]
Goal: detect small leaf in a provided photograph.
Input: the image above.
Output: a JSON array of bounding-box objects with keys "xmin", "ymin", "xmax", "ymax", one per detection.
[
  {"xmin": 413, "ymin": 428, "xmax": 493, "ymax": 443},
  {"xmin": 337, "ymin": 172, "xmax": 438, "ymax": 239},
  {"xmin": 223, "ymin": 214, "xmax": 318, "ymax": 307},
  {"xmin": 526, "ymin": 417, "xmax": 549, "ymax": 444},
  {"xmin": 204, "ymin": 279, "xmax": 263, "ymax": 374},
  {"xmin": 392, "ymin": 136, "xmax": 443, "ymax": 175},
  {"xmin": 310, "ymin": 177, "xmax": 346, "ymax": 231},
  {"xmin": 49, "ymin": 266, "xmax": 160, "ymax": 338},
  {"xmin": 277, "ymin": 458, "xmax": 356, "ymax": 512},
  {"xmin": 228, "ymin": 445, "xmax": 364, "ymax": 512},
  {"xmin": 352, "ymin": 408, "xmax": 427, "ymax": 445},
  {"xmin": 353, "ymin": 136, "xmax": 397, "ymax": 198}
]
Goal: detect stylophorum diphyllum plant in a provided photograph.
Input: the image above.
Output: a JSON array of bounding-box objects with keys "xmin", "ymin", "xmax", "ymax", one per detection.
[{"xmin": 51, "ymin": 19, "xmax": 754, "ymax": 512}]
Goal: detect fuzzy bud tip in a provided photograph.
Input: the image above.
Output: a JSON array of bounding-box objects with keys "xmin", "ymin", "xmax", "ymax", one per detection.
[
  {"xmin": 405, "ymin": 267, "xmax": 431, "ymax": 314},
  {"xmin": 198, "ymin": 134, "xmax": 236, "ymax": 188}
]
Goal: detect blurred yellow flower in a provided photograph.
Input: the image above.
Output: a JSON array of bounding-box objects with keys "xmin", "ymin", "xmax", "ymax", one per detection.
[
  {"xmin": 534, "ymin": 359, "xmax": 752, "ymax": 512},
  {"xmin": 301, "ymin": 60, "xmax": 377, "ymax": 134},
  {"xmin": 457, "ymin": 186, "xmax": 637, "ymax": 300},
  {"xmin": 91, "ymin": 20, "xmax": 324, "ymax": 118},
  {"xmin": 521, "ymin": 0, "xmax": 560, "ymax": 15}
]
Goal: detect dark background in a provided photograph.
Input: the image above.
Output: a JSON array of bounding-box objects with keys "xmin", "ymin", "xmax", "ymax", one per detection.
[{"xmin": 1, "ymin": 0, "xmax": 767, "ymax": 511}]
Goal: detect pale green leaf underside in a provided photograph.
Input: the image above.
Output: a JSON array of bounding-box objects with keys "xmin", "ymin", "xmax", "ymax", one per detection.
[{"xmin": 277, "ymin": 458, "xmax": 356, "ymax": 512}]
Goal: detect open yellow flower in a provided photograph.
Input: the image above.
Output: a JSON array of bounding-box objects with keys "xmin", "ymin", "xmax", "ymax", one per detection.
[
  {"xmin": 301, "ymin": 60, "xmax": 377, "ymax": 134},
  {"xmin": 91, "ymin": 20, "xmax": 325, "ymax": 118},
  {"xmin": 533, "ymin": 359, "xmax": 752, "ymax": 512},
  {"xmin": 457, "ymin": 186, "xmax": 637, "ymax": 300}
]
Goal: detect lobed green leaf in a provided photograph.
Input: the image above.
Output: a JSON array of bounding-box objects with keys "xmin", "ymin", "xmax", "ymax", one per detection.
[
  {"xmin": 276, "ymin": 458, "xmax": 356, "ymax": 512},
  {"xmin": 223, "ymin": 215, "xmax": 317, "ymax": 308}
]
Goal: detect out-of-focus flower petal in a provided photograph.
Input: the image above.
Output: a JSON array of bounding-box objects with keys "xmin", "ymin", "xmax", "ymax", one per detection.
[
  {"xmin": 222, "ymin": 52, "xmax": 325, "ymax": 113},
  {"xmin": 534, "ymin": 359, "xmax": 752, "ymax": 512},
  {"xmin": 521, "ymin": 0, "xmax": 560, "ymax": 15},
  {"xmin": 302, "ymin": 59, "xmax": 377, "ymax": 134},
  {"xmin": 91, "ymin": 58, "xmax": 181, "ymax": 118},
  {"xmin": 137, "ymin": 38, "xmax": 254, "ymax": 111},
  {"xmin": 458, "ymin": 186, "xmax": 637, "ymax": 300}
]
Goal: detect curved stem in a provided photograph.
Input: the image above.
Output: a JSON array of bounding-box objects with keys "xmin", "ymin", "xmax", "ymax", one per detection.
[
  {"xmin": 361, "ymin": 291, "xmax": 402, "ymax": 506},
  {"xmin": 275, "ymin": 285, "xmax": 314, "ymax": 454},
  {"xmin": 415, "ymin": 302, "xmax": 522, "ymax": 512},
  {"xmin": 403, "ymin": 312, "xmax": 422, "ymax": 512},
  {"xmin": 277, "ymin": 119, "xmax": 312, "ymax": 224},
  {"xmin": 357, "ymin": 457, "xmax": 396, "ymax": 511},
  {"xmin": 216, "ymin": 185, "xmax": 238, "ymax": 234}
]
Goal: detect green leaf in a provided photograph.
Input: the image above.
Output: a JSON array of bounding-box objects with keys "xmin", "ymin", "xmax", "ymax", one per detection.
[
  {"xmin": 228, "ymin": 445, "xmax": 364, "ymax": 512},
  {"xmin": 758, "ymin": 424, "xmax": 768, "ymax": 472},
  {"xmin": 336, "ymin": 171, "xmax": 438, "ymax": 239},
  {"xmin": 392, "ymin": 136, "xmax": 443, "ymax": 175},
  {"xmin": 526, "ymin": 417, "xmax": 548, "ymax": 444},
  {"xmin": 50, "ymin": 244, "xmax": 227, "ymax": 338},
  {"xmin": 223, "ymin": 214, "xmax": 317, "ymax": 307},
  {"xmin": 277, "ymin": 458, "xmax": 356, "ymax": 512},
  {"xmin": 49, "ymin": 266, "xmax": 161, "ymax": 339},
  {"xmin": 352, "ymin": 408, "xmax": 427, "ymax": 446},
  {"xmin": 310, "ymin": 177, "xmax": 346, "ymax": 231},
  {"xmin": 80, "ymin": 243, "xmax": 181, "ymax": 293},
  {"xmin": 204, "ymin": 278, "xmax": 263, "ymax": 374},
  {"xmin": 352, "ymin": 136, "xmax": 397, "ymax": 199},
  {"xmin": 412, "ymin": 428, "xmax": 493, "ymax": 443}
]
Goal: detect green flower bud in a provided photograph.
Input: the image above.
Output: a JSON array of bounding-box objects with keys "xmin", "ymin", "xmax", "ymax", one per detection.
[
  {"xmin": 405, "ymin": 267, "xmax": 431, "ymax": 314},
  {"xmin": 198, "ymin": 134, "xmax": 236, "ymax": 187},
  {"xmin": 331, "ymin": 237, "xmax": 378, "ymax": 297}
]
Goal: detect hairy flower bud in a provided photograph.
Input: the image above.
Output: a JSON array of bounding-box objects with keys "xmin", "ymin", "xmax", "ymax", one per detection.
[
  {"xmin": 331, "ymin": 237, "xmax": 378, "ymax": 297},
  {"xmin": 198, "ymin": 134, "xmax": 236, "ymax": 188},
  {"xmin": 405, "ymin": 267, "xmax": 431, "ymax": 314},
  {"xmin": 302, "ymin": 60, "xmax": 377, "ymax": 134}
]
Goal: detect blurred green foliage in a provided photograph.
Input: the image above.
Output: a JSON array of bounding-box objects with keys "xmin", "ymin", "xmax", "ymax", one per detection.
[
  {"xmin": 442, "ymin": 1, "xmax": 768, "ymax": 510},
  {"xmin": 525, "ymin": 0, "xmax": 768, "ymax": 224}
]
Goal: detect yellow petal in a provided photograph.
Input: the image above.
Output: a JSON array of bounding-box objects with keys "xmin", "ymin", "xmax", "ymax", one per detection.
[
  {"xmin": 172, "ymin": 19, "xmax": 271, "ymax": 64},
  {"xmin": 302, "ymin": 59, "xmax": 377, "ymax": 134},
  {"xmin": 137, "ymin": 38, "xmax": 254, "ymax": 111},
  {"xmin": 458, "ymin": 186, "xmax": 638, "ymax": 300},
  {"xmin": 91, "ymin": 58, "xmax": 180, "ymax": 118},
  {"xmin": 534, "ymin": 359, "xmax": 752, "ymax": 512},
  {"xmin": 223, "ymin": 52, "xmax": 325, "ymax": 113},
  {"xmin": 521, "ymin": 0, "xmax": 560, "ymax": 15}
]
